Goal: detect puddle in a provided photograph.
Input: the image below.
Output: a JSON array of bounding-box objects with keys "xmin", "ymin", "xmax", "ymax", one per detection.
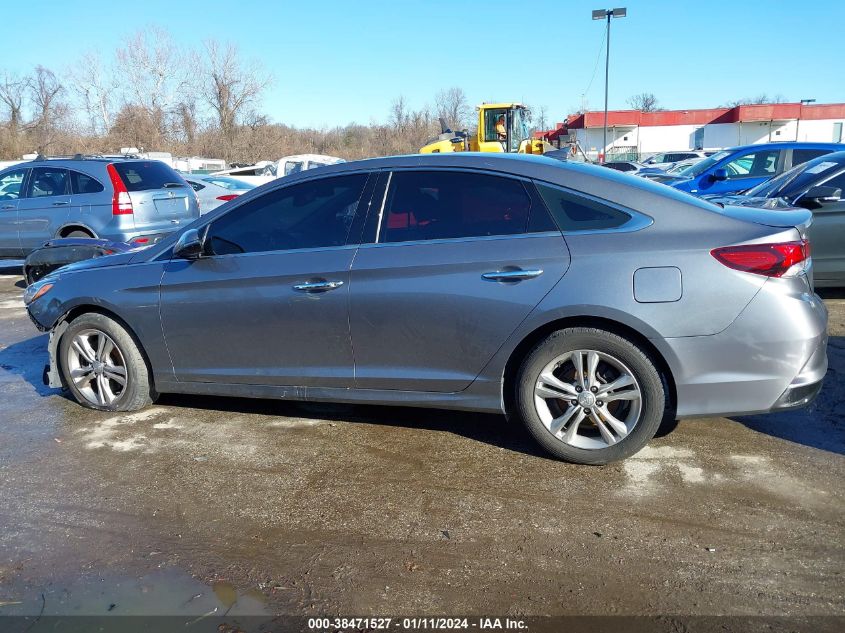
[{"xmin": 0, "ymin": 566, "xmax": 275, "ymax": 631}]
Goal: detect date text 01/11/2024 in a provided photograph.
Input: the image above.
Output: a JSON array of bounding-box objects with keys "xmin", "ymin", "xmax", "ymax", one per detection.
[{"xmin": 307, "ymin": 617, "xmax": 528, "ymax": 630}]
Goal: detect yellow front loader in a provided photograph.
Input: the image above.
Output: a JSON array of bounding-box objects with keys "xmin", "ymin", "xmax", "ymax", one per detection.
[{"xmin": 420, "ymin": 103, "xmax": 551, "ymax": 155}]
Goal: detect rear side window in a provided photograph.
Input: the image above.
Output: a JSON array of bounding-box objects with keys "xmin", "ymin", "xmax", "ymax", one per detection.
[
  {"xmin": 792, "ymin": 149, "xmax": 829, "ymax": 167},
  {"xmin": 380, "ymin": 170, "xmax": 531, "ymax": 243},
  {"xmin": 186, "ymin": 181, "xmax": 205, "ymax": 191},
  {"xmin": 111, "ymin": 161, "xmax": 185, "ymax": 192},
  {"xmin": 536, "ymin": 184, "xmax": 631, "ymax": 232},
  {"xmin": 208, "ymin": 173, "xmax": 368, "ymax": 255},
  {"xmin": 27, "ymin": 167, "xmax": 69, "ymax": 198},
  {"xmin": 69, "ymin": 170, "xmax": 104, "ymax": 195}
]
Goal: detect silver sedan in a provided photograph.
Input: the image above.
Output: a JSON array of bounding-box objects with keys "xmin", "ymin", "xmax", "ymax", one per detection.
[{"xmin": 183, "ymin": 175, "xmax": 255, "ymax": 214}]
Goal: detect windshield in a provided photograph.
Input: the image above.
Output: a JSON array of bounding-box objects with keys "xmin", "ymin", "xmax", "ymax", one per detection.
[
  {"xmin": 746, "ymin": 157, "xmax": 843, "ymax": 200},
  {"xmin": 677, "ymin": 150, "xmax": 730, "ymax": 178}
]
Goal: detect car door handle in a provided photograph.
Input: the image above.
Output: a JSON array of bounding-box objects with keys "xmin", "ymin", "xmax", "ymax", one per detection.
[
  {"xmin": 1, "ymin": 204, "xmax": 14, "ymax": 210},
  {"xmin": 52, "ymin": 201, "xmax": 70, "ymax": 206},
  {"xmin": 293, "ymin": 280, "xmax": 344, "ymax": 292},
  {"xmin": 482, "ymin": 269, "xmax": 543, "ymax": 282}
]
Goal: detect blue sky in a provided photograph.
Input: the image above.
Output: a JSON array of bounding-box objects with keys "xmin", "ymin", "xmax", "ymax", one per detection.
[{"xmin": 3, "ymin": 0, "xmax": 843, "ymax": 129}]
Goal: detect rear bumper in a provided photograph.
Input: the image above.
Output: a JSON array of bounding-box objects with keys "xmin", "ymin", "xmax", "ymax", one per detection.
[
  {"xmin": 661, "ymin": 278, "xmax": 828, "ymax": 418},
  {"xmin": 771, "ymin": 339, "xmax": 827, "ymax": 410}
]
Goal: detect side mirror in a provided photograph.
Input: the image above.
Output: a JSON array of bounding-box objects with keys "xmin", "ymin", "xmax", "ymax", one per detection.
[
  {"xmin": 173, "ymin": 227, "xmax": 206, "ymax": 260},
  {"xmin": 711, "ymin": 168, "xmax": 728, "ymax": 182},
  {"xmin": 803, "ymin": 185, "xmax": 842, "ymax": 204}
]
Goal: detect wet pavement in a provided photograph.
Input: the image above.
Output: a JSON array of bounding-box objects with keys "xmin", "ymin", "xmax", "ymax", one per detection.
[{"xmin": 0, "ymin": 262, "xmax": 843, "ymax": 624}]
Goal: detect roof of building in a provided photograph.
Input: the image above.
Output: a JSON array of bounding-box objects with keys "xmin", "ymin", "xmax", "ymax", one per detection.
[{"xmin": 535, "ymin": 102, "xmax": 845, "ymax": 140}]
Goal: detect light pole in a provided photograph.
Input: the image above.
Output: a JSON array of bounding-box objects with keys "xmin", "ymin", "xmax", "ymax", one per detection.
[{"xmin": 592, "ymin": 7, "xmax": 626, "ymax": 163}]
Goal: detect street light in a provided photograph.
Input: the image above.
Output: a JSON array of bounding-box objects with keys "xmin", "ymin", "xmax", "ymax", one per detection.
[{"xmin": 592, "ymin": 7, "xmax": 627, "ymax": 163}]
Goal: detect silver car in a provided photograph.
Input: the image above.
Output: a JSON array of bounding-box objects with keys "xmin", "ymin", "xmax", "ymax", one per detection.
[
  {"xmin": 183, "ymin": 175, "xmax": 255, "ymax": 214},
  {"xmin": 0, "ymin": 157, "xmax": 199, "ymax": 258},
  {"xmin": 25, "ymin": 153, "xmax": 828, "ymax": 464}
]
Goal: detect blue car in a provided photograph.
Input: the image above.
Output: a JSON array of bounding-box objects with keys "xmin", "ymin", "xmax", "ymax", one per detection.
[{"xmin": 651, "ymin": 142, "xmax": 845, "ymax": 196}]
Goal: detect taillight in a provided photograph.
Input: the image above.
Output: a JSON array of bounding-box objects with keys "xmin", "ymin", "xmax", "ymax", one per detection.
[
  {"xmin": 711, "ymin": 239, "xmax": 810, "ymax": 277},
  {"xmin": 216, "ymin": 194, "xmax": 238, "ymax": 202},
  {"xmin": 106, "ymin": 164, "xmax": 134, "ymax": 215}
]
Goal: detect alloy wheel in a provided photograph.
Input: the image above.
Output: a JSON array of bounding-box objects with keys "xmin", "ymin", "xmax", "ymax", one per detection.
[
  {"xmin": 533, "ymin": 349, "xmax": 642, "ymax": 450},
  {"xmin": 66, "ymin": 329, "xmax": 128, "ymax": 406}
]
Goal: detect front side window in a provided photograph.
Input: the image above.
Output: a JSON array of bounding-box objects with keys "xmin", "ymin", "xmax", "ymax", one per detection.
[
  {"xmin": 0, "ymin": 168, "xmax": 28, "ymax": 200},
  {"xmin": 207, "ymin": 173, "xmax": 368, "ymax": 255},
  {"xmin": 723, "ymin": 150, "xmax": 779, "ymax": 180},
  {"xmin": 380, "ymin": 170, "xmax": 532, "ymax": 243},
  {"xmin": 27, "ymin": 167, "xmax": 69, "ymax": 198},
  {"xmin": 536, "ymin": 184, "xmax": 632, "ymax": 232}
]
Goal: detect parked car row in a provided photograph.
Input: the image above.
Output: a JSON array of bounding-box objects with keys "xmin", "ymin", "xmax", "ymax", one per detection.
[
  {"xmin": 0, "ymin": 156, "xmax": 200, "ymax": 259},
  {"xmin": 23, "ymin": 153, "xmax": 828, "ymax": 465}
]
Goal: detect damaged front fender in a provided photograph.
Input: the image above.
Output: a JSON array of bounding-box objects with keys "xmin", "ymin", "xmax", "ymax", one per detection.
[{"xmin": 44, "ymin": 318, "xmax": 69, "ymax": 389}]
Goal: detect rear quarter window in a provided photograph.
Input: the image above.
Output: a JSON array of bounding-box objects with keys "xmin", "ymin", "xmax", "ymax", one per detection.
[
  {"xmin": 536, "ymin": 183, "xmax": 632, "ymax": 232},
  {"xmin": 69, "ymin": 170, "xmax": 105, "ymax": 195},
  {"xmin": 111, "ymin": 161, "xmax": 185, "ymax": 192}
]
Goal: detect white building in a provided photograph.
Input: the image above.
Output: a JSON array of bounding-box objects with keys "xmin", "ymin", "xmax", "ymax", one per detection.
[{"xmin": 537, "ymin": 102, "xmax": 845, "ymax": 161}]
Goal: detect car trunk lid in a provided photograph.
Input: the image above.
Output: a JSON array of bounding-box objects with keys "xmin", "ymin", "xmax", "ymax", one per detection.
[{"xmin": 715, "ymin": 204, "xmax": 813, "ymax": 235}]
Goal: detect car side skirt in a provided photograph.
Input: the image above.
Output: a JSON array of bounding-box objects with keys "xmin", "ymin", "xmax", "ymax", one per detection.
[{"xmin": 154, "ymin": 380, "xmax": 505, "ymax": 414}]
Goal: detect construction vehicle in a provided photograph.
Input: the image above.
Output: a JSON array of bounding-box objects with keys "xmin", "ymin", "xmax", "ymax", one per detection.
[{"xmin": 420, "ymin": 102, "xmax": 551, "ymax": 155}]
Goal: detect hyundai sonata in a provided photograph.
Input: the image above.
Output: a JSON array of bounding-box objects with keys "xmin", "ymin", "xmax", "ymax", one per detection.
[{"xmin": 25, "ymin": 154, "xmax": 828, "ymax": 464}]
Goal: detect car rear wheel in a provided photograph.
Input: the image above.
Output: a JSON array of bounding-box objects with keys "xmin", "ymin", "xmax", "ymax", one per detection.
[
  {"xmin": 516, "ymin": 327, "xmax": 667, "ymax": 464},
  {"xmin": 59, "ymin": 313, "xmax": 154, "ymax": 412},
  {"xmin": 64, "ymin": 229, "xmax": 94, "ymax": 238}
]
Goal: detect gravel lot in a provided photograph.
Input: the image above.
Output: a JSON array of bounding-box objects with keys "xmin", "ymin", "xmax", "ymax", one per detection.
[{"xmin": 0, "ymin": 263, "xmax": 842, "ymax": 626}]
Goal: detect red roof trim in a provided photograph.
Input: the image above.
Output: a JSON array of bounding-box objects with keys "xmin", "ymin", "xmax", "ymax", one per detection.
[{"xmin": 557, "ymin": 103, "xmax": 845, "ymax": 129}]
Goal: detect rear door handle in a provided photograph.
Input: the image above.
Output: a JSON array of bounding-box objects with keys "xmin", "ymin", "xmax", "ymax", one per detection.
[
  {"xmin": 482, "ymin": 269, "xmax": 543, "ymax": 282},
  {"xmin": 293, "ymin": 280, "xmax": 344, "ymax": 292},
  {"xmin": 1, "ymin": 204, "xmax": 14, "ymax": 210},
  {"xmin": 52, "ymin": 201, "xmax": 70, "ymax": 207}
]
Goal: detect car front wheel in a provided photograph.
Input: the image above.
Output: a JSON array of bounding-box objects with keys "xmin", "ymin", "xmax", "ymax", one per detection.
[
  {"xmin": 516, "ymin": 327, "xmax": 668, "ymax": 464},
  {"xmin": 58, "ymin": 313, "xmax": 154, "ymax": 412}
]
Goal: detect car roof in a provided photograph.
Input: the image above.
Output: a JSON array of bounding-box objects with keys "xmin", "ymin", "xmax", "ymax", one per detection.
[
  {"xmin": 719, "ymin": 142, "xmax": 845, "ymax": 153},
  {"xmin": 273, "ymin": 151, "xmax": 721, "ymax": 214}
]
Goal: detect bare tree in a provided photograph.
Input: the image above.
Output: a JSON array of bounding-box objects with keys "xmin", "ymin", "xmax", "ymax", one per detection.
[
  {"xmin": 68, "ymin": 51, "xmax": 115, "ymax": 135},
  {"xmin": 389, "ymin": 95, "xmax": 410, "ymax": 133},
  {"xmin": 627, "ymin": 92, "xmax": 661, "ymax": 112},
  {"xmin": 435, "ymin": 86, "xmax": 471, "ymax": 131},
  {"xmin": 0, "ymin": 72, "xmax": 28, "ymax": 156},
  {"xmin": 29, "ymin": 66, "xmax": 67, "ymax": 153},
  {"xmin": 117, "ymin": 26, "xmax": 189, "ymax": 143},
  {"xmin": 723, "ymin": 94, "xmax": 787, "ymax": 107},
  {"xmin": 201, "ymin": 40, "xmax": 271, "ymax": 158}
]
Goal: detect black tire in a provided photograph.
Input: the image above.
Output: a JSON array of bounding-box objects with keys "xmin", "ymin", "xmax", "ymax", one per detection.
[
  {"xmin": 65, "ymin": 230, "xmax": 93, "ymax": 238},
  {"xmin": 59, "ymin": 312, "xmax": 155, "ymax": 412},
  {"xmin": 515, "ymin": 327, "xmax": 668, "ymax": 465}
]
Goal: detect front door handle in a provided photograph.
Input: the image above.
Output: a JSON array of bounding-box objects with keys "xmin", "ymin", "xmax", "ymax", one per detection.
[
  {"xmin": 482, "ymin": 269, "xmax": 543, "ymax": 282},
  {"xmin": 1, "ymin": 204, "xmax": 14, "ymax": 210},
  {"xmin": 52, "ymin": 201, "xmax": 70, "ymax": 207},
  {"xmin": 293, "ymin": 280, "xmax": 344, "ymax": 292}
]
